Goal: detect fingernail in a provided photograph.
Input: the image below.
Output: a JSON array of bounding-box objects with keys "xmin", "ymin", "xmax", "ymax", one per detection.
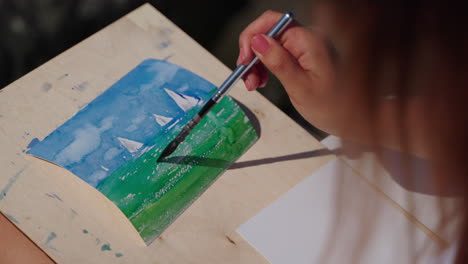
[
  {"xmin": 236, "ymin": 48, "xmax": 245, "ymax": 65},
  {"xmin": 251, "ymin": 34, "xmax": 270, "ymax": 55}
]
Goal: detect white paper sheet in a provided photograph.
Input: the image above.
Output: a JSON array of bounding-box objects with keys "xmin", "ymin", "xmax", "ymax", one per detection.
[{"xmin": 237, "ymin": 159, "xmax": 439, "ymax": 264}]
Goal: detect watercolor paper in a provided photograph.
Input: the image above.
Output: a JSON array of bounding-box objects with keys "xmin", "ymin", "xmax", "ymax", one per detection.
[{"xmin": 28, "ymin": 59, "xmax": 258, "ymax": 244}]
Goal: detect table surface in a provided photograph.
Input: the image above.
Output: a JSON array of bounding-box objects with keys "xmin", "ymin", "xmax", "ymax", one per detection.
[{"xmin": 0, "ymin": 4, "xmax": 333, "ymax": 263}]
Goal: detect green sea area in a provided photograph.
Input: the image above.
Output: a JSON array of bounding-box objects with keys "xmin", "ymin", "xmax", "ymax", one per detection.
[{"xmin": 97, "ymin": 96, "xmax": 258, "ymax": 243}]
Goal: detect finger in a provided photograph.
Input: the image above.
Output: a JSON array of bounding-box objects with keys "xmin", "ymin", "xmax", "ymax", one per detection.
[
  {"xmin": 238, "ymin": 10, "xmax": 284, "ymax": 65},
  {"xmin": 247, "ymin": 64, "xmax": 269, "ymax": 89},
  {"xmin": 258, "ymin": 64, "xmax": 269, "ymax": 87},
  {"xmin": 241, "ymin": 63, "xmax": 267, "ymax": 90},
  {"xmin": 251, "ymin": 34, "xmax": 308, "ymax": 91},
  {"xmin": 247, "ymin": 63, "xmax": 268, "ymax": 88},
  {"xmin": 280, "ymin": 26, "xmax": 335, "ymax": 77},
  {"xmin": 244, "ymin": 66, "xmax": 261, "ymax": 91}
]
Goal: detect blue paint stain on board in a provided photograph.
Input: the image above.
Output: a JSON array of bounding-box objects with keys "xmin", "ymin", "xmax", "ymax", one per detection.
[
  {"xmin": 26, "ymin": 138, "xmax": 40, "ymax": 149},
  {"xmin": 70, "ymin": 208, "xmax": 78, "ymax": 216},
  {"xmin": 115, "ymin": 253, "xmax": 124, "ymax": 258},
  {"xmin": 5, "ymin": 214, "xmax": 19, "ymax": 224},
  {"xmin": 0, "ymin": 167, "xmax": 27, "ymax": 200},
  {"xmin": 45, "ymin": 192, "xmax": 63, "ymax": 202},
  {"xmin": 158, "ymin": 40, "xmax": 171, "ymax": 49},
  {"xmin": 41, "ymin": 82, "xmax": 52, "ymax": 92},
  {"xmin": 58, "ymin": 73, "xmax": 69, "ymax": 80},
  {"xmin": 45, "ymin": 232, "xmax": 57, "ymax": 244},
  {"xmin": 162, "ymin": 54, "xmax": 174, "ymax": 61},
  {"xmin": 28, "ymin": 59, "xmax": 215, "ymax": 187},
  {"xmin": 72, "ymin": 81, "xmax": 89, "ymax": 92},
  {"xmin": 101, "ymin": 243, "xmax": 111, "ymax": 251},
  {"xmin": 45, "ymin": 232, "xmax": 59, "ymax": 251},
  {"xmin": 82, "ymin": 229, "xmax": 88, "ymax": 234},
  {"xmin": 52, "ymin": 193, "xmax": 63, "ymax": 201},
  {"xmin": 158, "ymin": 27, "xmax": 173, "ymax": 36}
]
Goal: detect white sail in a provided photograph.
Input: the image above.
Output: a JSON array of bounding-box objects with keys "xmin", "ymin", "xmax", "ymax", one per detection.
[
  {"xmin": 164, "ymin": 88, "xmax": 200, "ymax": 112},
  {"xmin": 167, "ymin": 120, "xmax": 179, "ymax": 130},
  {"xmin": 135, "ymin": 145, "xmax": 154, "ymax": 158},
  {"xmin": 153, "ymin": 114, "xmax": 173, "ymax": 126},
  {"xmin": 117, "ymin": 137, "xmax": 143, "ymax": 153}
]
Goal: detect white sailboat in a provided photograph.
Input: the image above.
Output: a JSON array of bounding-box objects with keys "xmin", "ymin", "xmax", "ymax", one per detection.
[
  {"xmin": 117, "ymin": 137, "xmax": 144, "ymax": 153},
  {"xmin": 164, "ymin": 88, "xmax": 200, "ymax": 112},
  {"xmin": 167, "ymin": 120, "xmax": 179, "ymax": 130},
  {"xmin": 153, "ymin": 114, "xmax": 173, "ymax": 126}
]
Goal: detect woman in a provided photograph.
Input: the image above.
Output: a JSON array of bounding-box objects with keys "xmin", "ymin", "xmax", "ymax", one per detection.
[{"xmin": 237, "ymin": 2, "xmax": 467, "ymax": 263}]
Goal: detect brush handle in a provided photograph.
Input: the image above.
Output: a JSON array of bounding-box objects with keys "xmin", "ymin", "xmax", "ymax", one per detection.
[
  {"xmin": 211, "ymin": 11, "xmax": 294, "ymax": 102},
  {"xmin": 158, "ymin": 12, "xmax": 295, "ymax": 160},
  {"xmin": 158, "ymin": 99, "xmax": 216, "ymax": 159}
]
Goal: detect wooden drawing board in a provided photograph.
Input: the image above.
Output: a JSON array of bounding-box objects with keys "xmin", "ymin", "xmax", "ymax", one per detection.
[{"xmin": 0, "ymin": 4, "xmax": 333, "ymax": 263}]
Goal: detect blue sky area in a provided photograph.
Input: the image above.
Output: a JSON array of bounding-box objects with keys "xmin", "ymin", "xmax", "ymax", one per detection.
[{"xmin": 29, "ymin": 59, "xmax": 216, "ymax": 187}]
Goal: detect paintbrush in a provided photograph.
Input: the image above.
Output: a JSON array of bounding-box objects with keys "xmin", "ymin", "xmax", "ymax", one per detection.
[{"xmin": 158, "ymin": 11, "xmax": 294, "ymax": 160}]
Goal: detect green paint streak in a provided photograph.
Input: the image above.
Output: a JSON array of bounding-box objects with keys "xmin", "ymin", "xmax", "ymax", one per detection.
[
  {"xmin": 97, "ymin": 96, "xmax": 258, "ymax": 243},
  {"xmin": 115, "ymin": 253, "xmax": 124, "ymax": 258},
  {"xmin": 82, "ymin": 229, "xmax": 88, "ymax": 234},
  {"xmin": 101, "ymin": 244, "xmax": 111, "ymax": 251}
]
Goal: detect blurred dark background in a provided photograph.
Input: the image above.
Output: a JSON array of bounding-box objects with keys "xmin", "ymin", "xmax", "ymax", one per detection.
[{"xmin": 0, "ymin": 0, "xmax": 325, "ymax": 139}]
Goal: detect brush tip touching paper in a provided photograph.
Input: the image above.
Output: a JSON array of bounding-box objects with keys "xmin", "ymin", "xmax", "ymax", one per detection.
[
  {"xmin": 158, "ymin": 113, "xmax": 203, "ymax": 160},
  {"xmin": 158, "ymin": 140, "xmax": 179, "ymax": 160}
]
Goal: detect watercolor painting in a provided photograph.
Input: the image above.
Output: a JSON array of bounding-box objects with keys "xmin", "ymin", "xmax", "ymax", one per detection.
[{"xmin": 28, "ymin": 59, "xmax": 258, "ymax": 244}]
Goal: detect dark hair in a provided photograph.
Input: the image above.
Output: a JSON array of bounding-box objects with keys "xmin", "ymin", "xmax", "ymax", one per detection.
[{"xmin": 314, "ymin": 0, "xmax": 467, "ymax": 262}]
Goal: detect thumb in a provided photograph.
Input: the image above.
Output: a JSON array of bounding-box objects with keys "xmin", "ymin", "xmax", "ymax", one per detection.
[{"xmin": 251, "ymin": 34, "xmax": 306, "ymax": 88}]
